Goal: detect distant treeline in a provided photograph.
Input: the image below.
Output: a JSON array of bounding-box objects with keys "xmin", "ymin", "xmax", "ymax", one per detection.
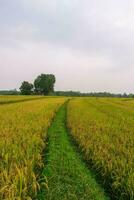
[
  {"xmin": 0, "ymin": 90, "xmax": 134, "ymax": 98},
  {"xmin": 0, "ymin": 90, "xmax": 19, "ymax": 95},
  {"xmin": 53, "ymin": 91, "xmax": 134, "ymax": 98}
]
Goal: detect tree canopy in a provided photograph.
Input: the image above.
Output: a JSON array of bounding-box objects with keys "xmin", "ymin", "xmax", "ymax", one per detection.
[
  {"xmin": 19, "ymin": 81, "xmax": 33, "ymax": 95},
  {"xmin": 34, "ymin": 74, "xmax": 56, "ymax": 95}
]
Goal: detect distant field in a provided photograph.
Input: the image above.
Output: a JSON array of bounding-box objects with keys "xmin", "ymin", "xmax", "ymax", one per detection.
[
  {"xmin": 0, "ymin": 95, "xmax": 46, "ymax": 104},
  {"xmin": 0, "ymin": 96, "xmax": 133, "ymax": 200}
]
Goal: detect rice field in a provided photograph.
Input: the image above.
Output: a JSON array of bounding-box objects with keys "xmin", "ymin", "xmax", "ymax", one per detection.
[
  {"xmin": 67, "ymin": 98, "xmax": 134, "ymax": 200},
  {"xmin": 0, "ymin": 95, "xmax": 46, "ymax": 104},
  {"xmin": 0, "ymin": 96, "xmax": 134, "ymax": 200},
  {"xmin": 0, "ymin": 97, "xmax": 67, "ymax": 199}
]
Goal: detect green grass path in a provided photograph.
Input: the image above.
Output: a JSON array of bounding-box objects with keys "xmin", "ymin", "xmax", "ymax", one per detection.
[{"xmin": 38, "ymin": 103, "xmax": 109, "ymax": 200}]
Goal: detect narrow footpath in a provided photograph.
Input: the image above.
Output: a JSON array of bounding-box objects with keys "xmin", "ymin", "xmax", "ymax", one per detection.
[{"xmin": 38, "ymin": 102, "xmax": 109, "ymax": 200}]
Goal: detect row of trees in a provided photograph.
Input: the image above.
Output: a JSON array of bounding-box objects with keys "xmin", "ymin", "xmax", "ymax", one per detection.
[
  {"xmin": 53, "ymin": 91, "xmax": 134, "ymax": 98},
  {"xmin": 20, "ymin": 74, "xmax": 56, "ymax": 95}
]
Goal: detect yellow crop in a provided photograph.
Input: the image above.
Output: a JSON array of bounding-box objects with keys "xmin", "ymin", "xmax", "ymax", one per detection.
[
  {"xmin": 67, "ymin": 98, "xmax": 134, "ymax": 199},
  {"xmin": 0, "ymin": 95, "xmax": 45, "ymax": 104},
  {"xmin": 0, "ymin": 97, "xmax": 66, "ymax": 199}
]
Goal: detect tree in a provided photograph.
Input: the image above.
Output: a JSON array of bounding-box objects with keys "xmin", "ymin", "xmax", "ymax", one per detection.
[
  {"xmin": 20, "ymin": 81, "xmax": 33, "ymax": 95},
  {"xmin": 34, "ymin": 74, "xmax": 56, "ymax": 95}
]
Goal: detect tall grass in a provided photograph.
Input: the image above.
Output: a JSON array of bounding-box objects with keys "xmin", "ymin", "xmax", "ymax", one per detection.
[{"xmin": 0, "ymin": 97, "xmax": 66, "ymax": 199}]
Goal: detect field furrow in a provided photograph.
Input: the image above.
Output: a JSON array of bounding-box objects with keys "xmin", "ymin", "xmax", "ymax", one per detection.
[{"xmin": 38, "ymin": 102, "xmax": 109, "ymax": 200}]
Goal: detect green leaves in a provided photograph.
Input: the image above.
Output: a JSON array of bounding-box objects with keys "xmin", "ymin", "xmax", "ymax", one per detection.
[
  {"xmin": 34, "ymin": 74, "xmax": 56, "ymax": 95},
  {"xmin": 20, "ymin": 81, "xmax": 33, "ymax": 95}
]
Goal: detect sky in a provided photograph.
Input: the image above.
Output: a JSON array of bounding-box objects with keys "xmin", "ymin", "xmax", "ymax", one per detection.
[{"xmin": 0, "ymin": 0, "xmax": 134, "ymax": 93}]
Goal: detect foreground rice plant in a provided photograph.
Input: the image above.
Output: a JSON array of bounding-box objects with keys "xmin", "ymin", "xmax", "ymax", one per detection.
[
  {"xmin": 0, "ymin": 97, "xmax": 66, "ymax": 199},
  {"xmin": 67, "ymin": 98, "xmax": 134, "ymax": 200}
]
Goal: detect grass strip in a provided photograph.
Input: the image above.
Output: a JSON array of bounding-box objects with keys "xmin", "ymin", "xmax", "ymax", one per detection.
[{"xmin": 38, "ymin": 102, "xmax": 109, "ymax": 200}]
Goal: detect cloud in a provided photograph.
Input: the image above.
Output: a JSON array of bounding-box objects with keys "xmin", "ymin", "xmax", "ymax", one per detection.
[{"xmin": 0, "ymin": 0, "xmax": 134, "ymax": 92}]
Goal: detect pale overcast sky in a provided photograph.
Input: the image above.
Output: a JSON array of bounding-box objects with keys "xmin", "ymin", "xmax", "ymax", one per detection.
[{"xmin": 0, "ymin": 0, "xmax": 134, "ymax": 93}]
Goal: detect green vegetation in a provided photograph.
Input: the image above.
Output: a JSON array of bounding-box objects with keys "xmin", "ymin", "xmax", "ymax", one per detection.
[
  {"xmin": 0, "ymin": 89, "xmax": 19, "ymax": 95},
  {"xmin": 34, "ymin": 74, "xmax": 56, "ymax": 95},
  {"xmin": 19, "ymin": 73, "xmax": 56, "ymax": 95},
  {"xmin": 53, "ymin": 91, "xmax": 134, "ymax": 98},
  {"xmin": 19, "ymin": 81, "xmax": 34, "ymax": 95},
  {"xmin": 38, "ymin": 103, "xmax": 109, "ymax": 200}
]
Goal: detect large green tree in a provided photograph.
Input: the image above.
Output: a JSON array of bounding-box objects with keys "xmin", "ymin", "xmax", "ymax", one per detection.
[
  {"xmin": 20, "ymin": 81, "xmax": 33, "ymax": 95},
  {"xmin": 34, "ymin": 74, "xmax": 56, "ymax": 95}
]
